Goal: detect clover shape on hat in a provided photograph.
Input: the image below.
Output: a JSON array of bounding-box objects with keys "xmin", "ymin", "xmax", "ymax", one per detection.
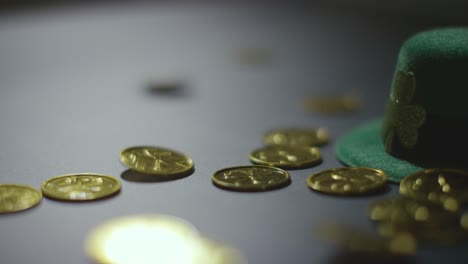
[{"xmin": 381, "ymin": 71, "xmax": 426, "ymax": 152}]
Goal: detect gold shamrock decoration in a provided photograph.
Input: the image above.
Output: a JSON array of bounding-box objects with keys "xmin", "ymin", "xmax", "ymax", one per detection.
[{"xmin": 381, "ymin": 71, "xmax": 426, "ymax": 151}]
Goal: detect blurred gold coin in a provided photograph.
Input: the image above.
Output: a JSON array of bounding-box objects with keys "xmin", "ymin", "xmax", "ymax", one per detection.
[
  {"xmin": 313, "ymin": 222, "xmax": 416, "ymax": 255},
  {"xmin": 212, "ymin": 165, "xmax": 290, "ymax": 192},
  {"xmin": 302, "ymin": 94, "xmax": 361, "ymax": 114},
  {"xmin": 249, "ymin": 145, "xmax": 321, "ymax": 169},
  {"xmin": 85, "ymin": 214, "xmax": 244, "ymax": 264},
  {"xmin": 0, "ymin": 184, "xmax": 42, "ymax": 213},
  {"xmin": 120, "ymin": 146, "xmax": 194, "ymax": 176},
  {"xmin": 41, "ymin": 173, "xmax": 121, "ymax": 201},
  {"xmin": 263, "ymin": 128, "xmax": 329, "ymax": 147},
  {"xmin": 368, "ymin": 197, "xmax": 459, "ymax": 228},
  {"xmin": 306, "ymin": 167, "xmax": 387, "ymax": 195},
  {"xmin": 400, "ymin": 169, "xmax": 468, "ymax": 212}
]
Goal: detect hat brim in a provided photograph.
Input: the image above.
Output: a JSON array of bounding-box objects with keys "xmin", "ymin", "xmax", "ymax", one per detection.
[{"xmin": 335, "ymin": 118, "xmax": 422, "ymax": 183}]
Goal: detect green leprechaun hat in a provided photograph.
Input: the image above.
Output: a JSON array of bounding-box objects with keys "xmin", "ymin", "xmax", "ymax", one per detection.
[{"xmin": 335, "ymin": 27, "xmax": 468, "ymax": 182}]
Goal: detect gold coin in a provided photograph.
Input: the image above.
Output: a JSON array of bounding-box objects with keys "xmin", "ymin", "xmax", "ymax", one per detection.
[
  {"xmin": 120, "ymin": 146, "xmax": 194, "ymax": 176},
  {"xmin": 41, "ymin": 173, "xmax": 121, "ymax": 201},
  {"xmin": 249, "ymin": 145, "xmax": 321, "ymax": 169},
  {"xmin": 306, "ymin": 167, "xmax": 387, "ymax": 195},
  {"xmin": 400, "ymin": 169, "xmax": 468, "ymax": 212},
  {"xmin": 301, "ymin": 94, "xmax": 361, "ymax": 114},
  {"xmin": 263, "ymin": 128, "xmax": 329, "ymax": 147},
  {"xmin": 368, "ymin": 197, "xmax": 459, "ymax": 228},
  {"xmin": 0, "ymin": 184, "xmax": 42, "ymax": 213},
  {"xmin": 212, "ymin": 165, "xmax": 290, "ymax": 192},
  {"xmin": 85, "ymin": 214, "xmax": 201, "ymax": 264},
  {"xmin": 314, "ymin": 222, "xmax": 417, "ymax": 255}
]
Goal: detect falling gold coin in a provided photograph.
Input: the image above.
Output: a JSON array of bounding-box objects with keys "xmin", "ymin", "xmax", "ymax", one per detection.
[
  {"xmin": 263, "ymin": 128, "xmax": 329, "ymax": 147},
  {"xmin": 120, "ymin": 146, "xmax": 194, "ymax": 176},
  {"xmin": 212, "ymin": 165, "xmax": 290, "ymax": 192},
  {"xmin": 85, "ymin": 214, "xmax": 244, "ymax": 264},
  {"xmin": 0, "ymin": 184, "xmax": 42, "ymax": 213},
  {"xmin": 400, "ymin": 169, "xmax": 468, "ymax": 212},
  {"xmin": 306, "ymin": 167, "xmax": 387, "ymax": 195},
  {"xmin": 302, "ymin": 94, "xmax": 361, "ymax": 114},
  {"xmin": 249, "ymin": 145, "xmax": 321, "ymax": 169},
  {"xmin": 41, "ymin": 173, "xmax": 121, "ymax": 201}
]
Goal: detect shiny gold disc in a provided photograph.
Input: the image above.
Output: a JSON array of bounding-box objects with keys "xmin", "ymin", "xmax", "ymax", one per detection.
[
  {"xmin": 85, "ymin": 214, "xmax": 201, "ymax": 264},
  {"xmin": 0, "ymin": 184, "xmax": 42, "ymax": 213},
  {"xmin": 249, "ymin": 145, "xmax": 321, "ymax": 169},
  {"xmin": 301, "ymin": 94, "xmax": 361, "ymax": 114},
  {"xmin": 41, "ymin": 173, "xmax": 121, "ymax": 201},
  {"xmin": 263, "ymin": 128, "xmax": 329, "ymax": 147},
  {"xmin": 212, "ymin": 165, "xmax": 290, "ymax": 192},
  {"xmin": 400, "ymin": 169, "xmax": 468, "ymax": 212},
  {"xmin": 120, "ymin": 146, "xmax": 194, "ymax": 176},
  {"xmin": 306, "ymin": 167, "xmax": 387, "ymax": 195}
]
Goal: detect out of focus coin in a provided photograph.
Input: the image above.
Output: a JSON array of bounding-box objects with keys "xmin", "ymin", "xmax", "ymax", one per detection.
[
  {"xmin": 120, "ymin": 146, "xmax": 194, "ymax": 176},
  {"xmin": 234, "ymin": 47, "xmax": 274, "ymax": 66},
  {"xmin": 249, "ymin": 145, "xmax": 321, "ymax": 169},
  {"xmin": 147, "ymin": 80, "xmax": 183, "ymax": 94},
  {"xmin": 212, "ymin": 165, "xmax": 290, "ymax": 192},
  {"xmin": 302, "ymin": 94, "xmax": 361, "ymax": 114},
  {"xmin": 263, "ymin": 128, "xmax": 329, "ymax": 147},
  {"xmin": 85, "ymin": 214, "xmax": 244, "ymax": 264},
  {"xmin": 41, "ymin": 173, "xmax": 121, "ymax": 201},
  {"xmin": 306, "ymin": 167, "xmax": 387, "ymax": 195},
  {"xmin": 0, "ymin": 184, "xmax": 42, "ymax": 213},
  {"xmin": 368, "ymin": 197, "xmax": 459, "ymax": 228},
  {"xmin": 400, "ymin": 169, "xmax": 468, "ymax": 212},
  {"xmin": 314, "ymin": 222, "xmax": 417, "ymax": 255}
]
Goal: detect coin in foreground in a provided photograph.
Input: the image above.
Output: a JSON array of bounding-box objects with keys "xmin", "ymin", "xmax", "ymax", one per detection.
[
  {"xmin": 314, "ymin": 222, "xmax": 417, "ymax": 256},
  {"xmin": 263, "ymin": 128, "xmax": 329, "ymax": 147},
  {"xmin": 120, "ymin": 146, "xmax": 194, "ymax": 176},
  {"xmin": 212, "ymin": 165, "xmax": 290, "ymax": 192},
  {"xmin": 0, "ymin": 184, "xmax": 42, "ymax": 213},
  {"xmin": 41, "ymin": 173, "xmax": 121, "ymax": 201},
  {"xmin": 249, "ymin": 145, "xmax": 321, "ymax": 169},
  {"xmin": 307, "ymin": 167, "xmax": 387, "ymax": 195},
  {"xmin": 85, "ymin": 214, "xmax": 244, "ymax": 264},
  {"xmin": 400, "ymin": 168, "xmax": 468, "ymax": 212}
]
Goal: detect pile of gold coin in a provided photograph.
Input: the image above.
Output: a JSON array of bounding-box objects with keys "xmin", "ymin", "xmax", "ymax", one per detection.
[
  {"xmin": 211, "ymin": 127, "xmax": 329, "ymax": 192},
  {"xmin": 368, "ymin": 169, "xmax": 468, "ymax": 245}
]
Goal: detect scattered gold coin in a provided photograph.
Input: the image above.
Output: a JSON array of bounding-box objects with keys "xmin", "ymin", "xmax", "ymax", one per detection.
[
  {"xmin": 263, "ymin": 128, "xmax": 329, "ymax": 147},
  {"xmin": 400, "ymin": 168, "xmax": 468, "ymax": 212},
  {"xmin": 212, "ymin": 165, "xmax": 290, "ymax": 192},
  {"xmin": 0, "ymin": 184, "xmax": 42, "ymax": 213},
  {"xmin": 120, "ymin": 146, "xmax": 194, "ymax": 176},
  {"xmin": 41, "ymin": 173, "xmax": 121, "ymax": 201},
  {"xmin": 302, "ymin": 94, "xmax": 361, "ymax": 114},
  {"xmin": 85, "ymin": 214, "xmax": 244, "ymax": 264},
  {"xmin": 249, "ymin": 145, "xmax": 321, "ymax": 169},
  {"xmin": 306, "ymin": 167, "xmax": 387, "ymax": 195}
]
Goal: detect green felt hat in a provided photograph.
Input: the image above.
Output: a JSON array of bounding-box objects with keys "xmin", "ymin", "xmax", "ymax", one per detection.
[{"xmin": 335, "ymin": 27, "xmax": 468, "ymax": 182}]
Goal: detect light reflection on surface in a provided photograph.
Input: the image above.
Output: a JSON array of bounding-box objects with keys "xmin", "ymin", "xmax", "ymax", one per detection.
[{"xmin": 85, "ymin": 215, "xmax": 244, "ymax": 264}]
